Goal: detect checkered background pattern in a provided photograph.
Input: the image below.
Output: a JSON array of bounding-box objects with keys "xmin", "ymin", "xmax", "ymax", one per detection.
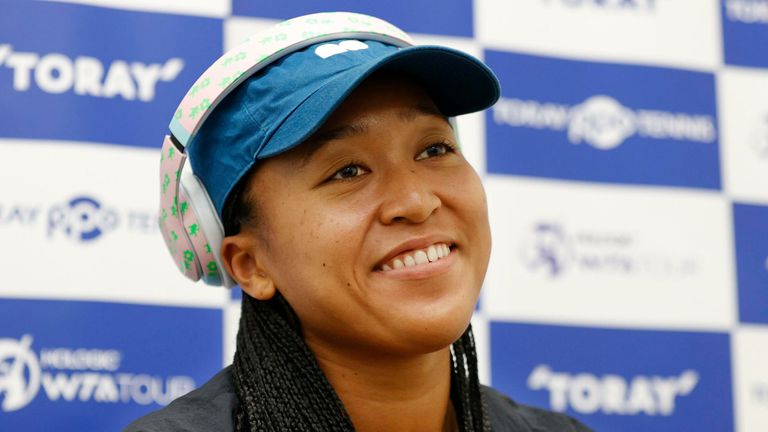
[{"xmin": 0, "ymin": 1, "xmax": 766, "ymax": 430}]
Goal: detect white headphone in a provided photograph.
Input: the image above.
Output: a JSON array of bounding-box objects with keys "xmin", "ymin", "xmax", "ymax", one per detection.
[{"xmin": 158, "ymin": 12, "xmax": 415, "ymax": 287}]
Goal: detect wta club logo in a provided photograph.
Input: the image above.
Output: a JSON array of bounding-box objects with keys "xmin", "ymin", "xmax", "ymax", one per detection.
[
  {"xmin": 493, "ymin": 94, "xmax": 717, "ymax": 150},
  {"xmin": 0, "ymin": 335, "xmax": 40, "ymax": 412},
  {"xmin": 519, "ymin": 222, "xmax": 697, "ymax": 279},
  {"xmin": 0, "ymin": 335, "xmax": 195, "ymax": 412},
  {"xmin": 519, "ymin": 223, "xmax": 574, "ymax": 277}
]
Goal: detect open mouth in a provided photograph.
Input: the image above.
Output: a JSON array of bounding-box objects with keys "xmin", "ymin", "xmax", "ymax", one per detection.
[{"xmin": 377, "ymin": 242, "xmax": 454, "ymax": 272}]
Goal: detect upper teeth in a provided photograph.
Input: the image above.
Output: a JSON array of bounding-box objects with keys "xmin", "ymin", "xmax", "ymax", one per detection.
[{"xmin": 380, "ymin": 243, "xmax": 451, "ymax": 271}]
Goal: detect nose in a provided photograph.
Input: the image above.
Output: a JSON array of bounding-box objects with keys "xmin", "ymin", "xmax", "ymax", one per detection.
[{"xmin": 378, "ymin": 167, "xmax": 442, "ymax": 225}]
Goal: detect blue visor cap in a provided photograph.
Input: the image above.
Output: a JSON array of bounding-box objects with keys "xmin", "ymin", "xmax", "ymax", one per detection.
[{"xmin": 187, "ymin": 39, "xmax": 501, "ymax": 217}]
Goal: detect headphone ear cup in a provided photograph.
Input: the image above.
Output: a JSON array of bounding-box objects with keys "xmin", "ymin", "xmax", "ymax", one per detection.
[
  {"xmin": 179, "ymin": 172, "xmax": 235, "ymax": 288},
  {"xmin": 159, "ymin": 135, "xmax": 235, "ymax": 287},
  {"xmin": 159, "ymin": 135, "xmax": 203, "ymax": 282}
]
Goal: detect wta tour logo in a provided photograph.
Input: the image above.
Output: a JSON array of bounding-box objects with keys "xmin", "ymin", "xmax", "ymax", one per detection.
[
  {"xmin": 0, "ymin": 335, "xmax": 195, "ymax": 412},
  {"xmin": 0, "ymin": 336, "xmax": 39, "ymax": 412}
]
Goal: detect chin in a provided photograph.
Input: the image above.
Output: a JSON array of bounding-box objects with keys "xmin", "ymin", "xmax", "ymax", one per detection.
[{"xmin": 389, "ymin": 304, "xmax": 476, "ymax": 355}]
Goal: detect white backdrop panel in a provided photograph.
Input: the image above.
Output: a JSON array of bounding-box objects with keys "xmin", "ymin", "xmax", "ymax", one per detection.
[
  {"xmin": 484, "ymin": 175, "xmax": 736, "ymax": 330},
  {"xmin": 475, "ymin": 0, "xmax": 722, "ymax": 70},
  {"xmin": 0, "ymin": 139, "xmax": 227, "ymax": 308}
]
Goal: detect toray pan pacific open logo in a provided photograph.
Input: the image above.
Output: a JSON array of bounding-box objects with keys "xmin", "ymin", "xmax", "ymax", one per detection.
[{"xmin": 485, "ymin": 50, "xmax": 721, "ymax": 190}]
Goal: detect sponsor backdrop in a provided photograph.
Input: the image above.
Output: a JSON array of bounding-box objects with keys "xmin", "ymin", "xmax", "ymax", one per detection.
[{"xmin": 0, "ymin": 0, "xmax": 765, "ymax": 430}]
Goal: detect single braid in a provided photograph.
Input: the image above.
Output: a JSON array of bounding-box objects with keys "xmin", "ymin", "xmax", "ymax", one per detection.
[
  {"xmin": 450, "ymin": 324, "xmax": 492, "ymax": 432},
  {"xmin": 233, "ymin": 293, "xmax": 355, "ymax": 431}
]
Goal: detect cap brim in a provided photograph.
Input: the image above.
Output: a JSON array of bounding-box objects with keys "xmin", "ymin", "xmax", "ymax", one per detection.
[{"xmin": 258, "ymin": 45, "xmax": 500, "ymax": 159}]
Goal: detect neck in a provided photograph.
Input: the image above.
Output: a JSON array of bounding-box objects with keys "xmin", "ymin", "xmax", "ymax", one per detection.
[{"xmin": 309, "ymin": 343, "xmax": 458, "ymax": 432}]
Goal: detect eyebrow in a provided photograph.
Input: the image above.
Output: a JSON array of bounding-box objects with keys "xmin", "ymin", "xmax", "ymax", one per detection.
[{"xmin": 298, "ymin": 103, "xmax": 450, "ymax": 168}]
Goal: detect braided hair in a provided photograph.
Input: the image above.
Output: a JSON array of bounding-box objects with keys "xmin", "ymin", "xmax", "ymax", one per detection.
[{"xmin": 223, "ymin": 175, "xmax": 491, "ymax": 432}]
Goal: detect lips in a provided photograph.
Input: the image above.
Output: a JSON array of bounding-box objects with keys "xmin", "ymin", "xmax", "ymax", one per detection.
[{"xmin": 375, "ymin": 239, "xmax": 454, "ymax": 272}]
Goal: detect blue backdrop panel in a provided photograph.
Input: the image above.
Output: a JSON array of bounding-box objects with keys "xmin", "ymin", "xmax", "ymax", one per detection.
[
  {"xmin": 232, "ymin": 0, "xmax": 474, "ymax": 37},
  {"xmin": 485, "ymin": 50, "xmax": 721, "ymax": 189},
  {"xmin": 734, "ymin": 202, "xmax": 768, "ymax": 324},
  {"xmin": 0, "ymin": 0, "xmax": 222, "ymax": 148},
  {"xmin": 0, "ymin": 299, "xmax": 222, "ymax": 430},
  {"xmin": 490, "ymin": 322, "xmax": 733, "ymax": 432},
  {"xmin": 721, "ymin": 0, "xmax": 768, "ymax": 68}
]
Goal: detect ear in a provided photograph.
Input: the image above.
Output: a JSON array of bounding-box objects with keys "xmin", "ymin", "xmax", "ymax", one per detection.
[{"xmin": 221, "ymin": 234, "xmax": 276, "ymax": 300}]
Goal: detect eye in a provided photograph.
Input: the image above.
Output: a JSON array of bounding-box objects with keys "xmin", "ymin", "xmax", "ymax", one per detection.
[
  {"xmin": 416, "ymin": 141, "xmax": 456, "ymax": 160},
  {"xmin": 330, "ymin": 163, "xmax": 368, "ymax": 181}
]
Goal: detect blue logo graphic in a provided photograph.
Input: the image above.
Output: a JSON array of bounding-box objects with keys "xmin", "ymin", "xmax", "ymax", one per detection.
[
  {"xmin": 0, "ymin": 299, "xmax": 222, "ymax": 430},
  {"xmin": 490, "ymin": 322, "xmax": 733, "ymax": 431},
  {"xmin": 520, "ymin": 223, "xmax": 572, "ymax": 277},
  {"xmin": 485, "ymin": 51, "xmax": 720, "ymax": 189},
  {"xmin": 47, "ymin": 196, "xmax": 118, "ymax": 242},
  {"xmin": 232, "ymin": 0, "xmax": 473, "ymax": 37},
  {"xmin": 0, "ymin": 1, "xmax": 221, "ymax": 147},
  {"xmin": 734, "ymin": 203, "xmax": 768, "ymax": 324},
  {"xmin": 722, "ymin": 0, "xmax": 768, "ymax": 68}
]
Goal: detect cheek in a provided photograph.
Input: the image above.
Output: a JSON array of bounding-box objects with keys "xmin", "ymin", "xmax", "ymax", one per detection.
[
  {"xmin": 447, "ymin": 166, "xmax": 490, "ymax": 224},
  {"xmin": 264, "ymin": 197, "xmax": 373, "ymax": 287},
  {"xmin": 445, "ymin": 167, "xmax": 492, "ymax": 266},
  {"xmin": 307, "ymin": 201, "xmax": 371, "ymax": 254}
]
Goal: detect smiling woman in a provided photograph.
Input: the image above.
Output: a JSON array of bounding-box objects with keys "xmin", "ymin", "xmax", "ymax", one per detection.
[
  {"xmin": 124, "ymin": 12, "xmax": 591, "ymax": 432},
  {"xmin": 227, "ymin": 74, "xmax": 490, "ymax": 357}
]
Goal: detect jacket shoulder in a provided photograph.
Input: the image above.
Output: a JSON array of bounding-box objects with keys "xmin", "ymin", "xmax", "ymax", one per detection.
[
  {"xmin": 123, "ymin": 367, "xmax": 238, "ymax": 432},
  {"xmin": 482, "ymin": 385, "xmax": 592, "ymax": 432}
]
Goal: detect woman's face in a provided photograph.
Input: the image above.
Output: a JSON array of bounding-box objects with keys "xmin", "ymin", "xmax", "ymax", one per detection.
[{"xmin": 239, "ymin": 74, "xmax": 491, "ymax": 358}]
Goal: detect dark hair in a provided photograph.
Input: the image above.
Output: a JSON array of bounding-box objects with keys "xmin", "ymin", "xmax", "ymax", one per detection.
[
  {"xmin": 224, "ymin": 176, "xmax": 490, "ymax": 432},
  {"xmin": 222, "ymin": 175, "xmax": 257, "ymax": 237}
]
